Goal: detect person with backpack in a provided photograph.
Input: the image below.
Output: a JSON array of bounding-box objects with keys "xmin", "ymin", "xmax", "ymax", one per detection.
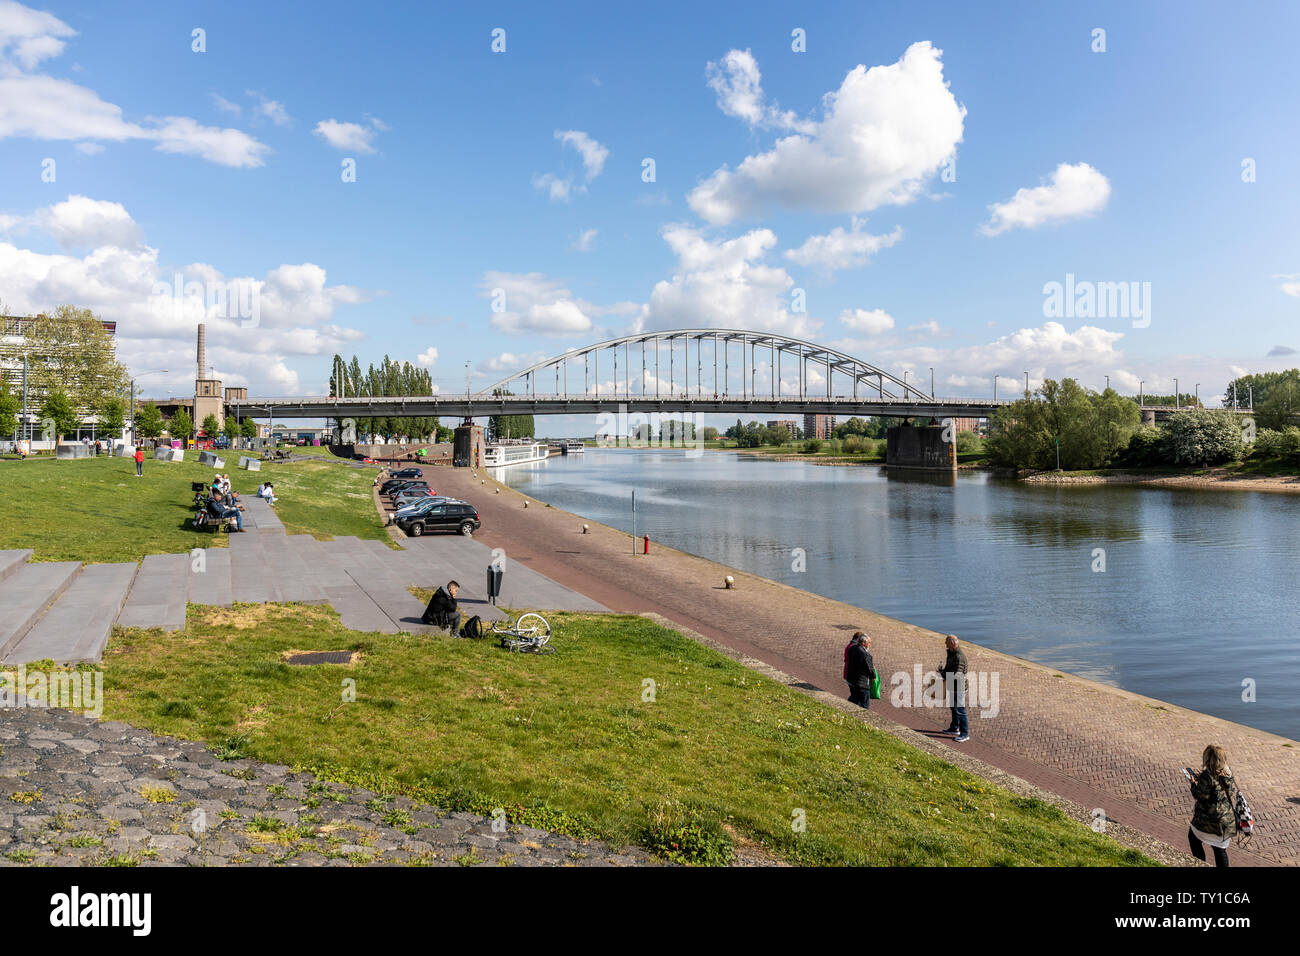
[
  {"xmin": 843, "ymin": 632, "xmax": 876, "ymax": 708},
  {"xmin": 1187, "ymin": 744, "xmax": 1241, "ymax": 867},
  {"xmin": 421, "ymin": 580, "xmax": 461, "ymax": 636}
]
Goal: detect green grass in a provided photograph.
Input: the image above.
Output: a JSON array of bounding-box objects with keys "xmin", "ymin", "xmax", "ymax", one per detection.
[
  {"xmin": 0, "ymin": 454, "xmax": 388, "ymax": 562},
  {"xmin": 98, "ymin": 603, "xmax": 1152, "ymax": 867}
]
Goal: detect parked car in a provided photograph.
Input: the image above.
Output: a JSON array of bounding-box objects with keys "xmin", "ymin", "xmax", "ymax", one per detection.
[
  {"xmin": 388, "ymin": 467, "xmax": 422, "ymax": 479},
  {"xmin": 391, "ymin": 495, "xmax": 460, "ymax": 523},
  {"xmin": 379, "ymin": 478, "xmax": 425, "ymax": 495},
  {"xmin": 397, "ymin": 501, "xmax": 481, "ymax": 537},
  {"xmin": 392, "ymin": 487, "xmax": 436, "ymax": 510}
]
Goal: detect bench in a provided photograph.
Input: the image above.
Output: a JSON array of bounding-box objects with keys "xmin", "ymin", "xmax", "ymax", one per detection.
[{"xmin": 193, "ymin": 506, "xmax": 236, "ymax": 533}]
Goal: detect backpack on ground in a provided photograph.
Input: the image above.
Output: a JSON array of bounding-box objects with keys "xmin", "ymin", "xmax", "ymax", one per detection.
[{"xmin": 459, "ymin": 615, "xmax": 483, "ymax": 639}]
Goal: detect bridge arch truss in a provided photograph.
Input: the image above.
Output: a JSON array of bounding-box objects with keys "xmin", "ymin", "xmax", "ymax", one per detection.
[{"xmin": 482, "ymin": 329, "xmax": 932, "ymax": 403}]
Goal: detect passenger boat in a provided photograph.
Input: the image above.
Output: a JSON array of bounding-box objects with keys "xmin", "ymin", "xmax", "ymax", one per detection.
[{"xmin": 483, "ymin": 440, "xmax": 549, "ymax": 468}]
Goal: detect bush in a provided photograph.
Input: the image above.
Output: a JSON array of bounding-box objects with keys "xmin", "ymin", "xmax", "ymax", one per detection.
[
  {"xmin": 842, "ymin": 435, "xmax": 863, "ymax": 454},
  {"xmin": 1251, "ymin": 426, "xmax": 1300, "ymax": 462},
  {"xmin": 801, "ymin": 439, "xmax": 822, "ymax": 454},
  {"xmin": 1158, "ymin": 410, "xmax": 1243, "ymax": 466},
  {"xmin": 1120, "ymin": 426, "xmax": 1164, "ymax": 467},
  {"xmin": 954, "ymin": 429, "xmax": 982, "ymax": 454},
  {"xmin": 641, "ymin": 801, "xmax": 735, "ymax": 866}
]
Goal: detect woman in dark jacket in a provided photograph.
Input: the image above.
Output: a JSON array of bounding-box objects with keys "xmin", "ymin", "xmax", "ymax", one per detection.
[
  {"xmin": 843, "ymin": 632, "xmax": 875, "ymax": 709},
  {"xmin": 1188, "ymin": 744, "xmax": 1238, "ymax": 867}
]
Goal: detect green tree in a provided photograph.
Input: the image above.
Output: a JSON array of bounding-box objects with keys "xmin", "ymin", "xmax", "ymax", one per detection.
[
  {"xmin": 40, "ymin": 390, "xmax": 79, "ymax": 442},
  {"xmin": 99, "ymin": 396, "xmax": 126, "ymax": 436},
  {"xmin": 169, "ymin": 408, "xmax": 193, "ymax": 443},
  {"xmin": 25, "ymin": 306, "xmax": 128, "ymax": 413},
  {"xmin": 222, "ymin": 417, "xmax": 240, "ymax": 440},
  {"xmin": 1158, "ymin": 410, "xmax": 1243, "ymax": 466},
  {"xmin": 240, "ymin": 418, "xmax": 259, "ymax": 440},
  {"xmin": 0, "ymin": 378, "xmax": 19, "ymax": 438},
  {"xmin": 135, "ymin": 401, "xmax": 164, "ymax": 439},
  {"xmin": 200, "ymin": 413, "xmax": 221, "ymax": 438},
  {"xmin": 986, "ymin": 379, "xmax": 1138, "ymax": 470}
]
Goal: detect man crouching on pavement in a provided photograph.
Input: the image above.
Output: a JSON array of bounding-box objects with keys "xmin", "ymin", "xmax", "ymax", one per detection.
[{"xmin": 422, "ymin": 580, "xmax": 461, "ymax": 636}]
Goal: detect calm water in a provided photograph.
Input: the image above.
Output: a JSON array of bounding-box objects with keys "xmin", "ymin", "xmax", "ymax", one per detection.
[{"xmin": 499, "ymin": 449, "xmax": 1300, "ymax": 739}]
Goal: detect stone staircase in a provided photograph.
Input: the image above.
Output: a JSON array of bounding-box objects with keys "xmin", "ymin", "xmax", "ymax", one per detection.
[{"xmin": 0, "ymin": 497, "xmax": 605, "ymax": 666}]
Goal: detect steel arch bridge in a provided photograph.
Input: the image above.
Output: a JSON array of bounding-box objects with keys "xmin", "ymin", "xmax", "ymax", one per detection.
[{"xmin": 483, "ymin": 328, "xmax": 932, "ymax": 402}]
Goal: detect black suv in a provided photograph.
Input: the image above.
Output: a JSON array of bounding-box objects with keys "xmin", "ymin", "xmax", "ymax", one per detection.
[{"xmin": 397, "ymin": 501, "xmax": 481, "ymax": 537}]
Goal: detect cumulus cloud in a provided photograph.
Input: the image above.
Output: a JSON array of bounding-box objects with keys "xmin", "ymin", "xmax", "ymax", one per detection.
[
  {"xmin": 479, "ymin": 350, "xmax": 551, "ymax": 375},
  {"xmin": 416, "ymin": 346, "xmax": 438, "ymax": 367},
  {"xmin": 0, "ymin": 194, "xmax": 372, "ymax": 394},
  {"xmin": 313, "ymin": 117, "xmax": 384, "ymax": 153},
  {"xmin": 635, "ymin": 224, "xmax": 820, "ymax": 339},
  {"xmin": 784, "ymin": 218, "xmax": 902, "ymax": 274},
  {"xmin": 1274, "ymin": 273, "xmax": 1300, "ymax": 298},
  {"xmin": 980, "ymin": 162, "xmax": 1111, "ymax": 236},
  {"xmin": 36, "ymin": 195, "xmax": 141, "ymax": 250},
  {"xmin": 839, "ymin": 308, "xmax": 894, "ymax": 335},
  {"xmin": 1267, "ymin": 345, "xmax": 1297, "ymax": 357},
  {"xmin": 705, "ymin": 48, "xmax": 811, "ymax": 132},
  {"xmin": 0, "ymin": 4, "xmax": 268, "ymax": 167},
  {"xmin": 688, "ymin": 42, "xmax": 965, "ymax": 225},
  {"xmin": 482, "ymin": 273, "xmax": 594, "ymax": 336}
]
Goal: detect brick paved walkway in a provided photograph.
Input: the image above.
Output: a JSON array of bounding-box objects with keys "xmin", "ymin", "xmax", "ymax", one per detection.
[
  {"xmin": 0, "ymin": 703, "xmax": 653, "ymax": 867},
  {"xmin": 442, "ymin": 466, "xmax": 1299, "ymax": 866}
]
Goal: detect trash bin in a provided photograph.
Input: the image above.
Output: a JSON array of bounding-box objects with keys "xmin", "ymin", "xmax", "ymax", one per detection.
[{"xmin": 486, "ymin": 565, "xmax": 504, "ymax": 606}]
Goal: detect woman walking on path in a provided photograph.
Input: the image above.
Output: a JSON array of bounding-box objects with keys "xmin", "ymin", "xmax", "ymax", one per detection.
[
  {"xmin": 1187, "ymin": 744, "xmax": 1239, "ymax": 867},
  {"xmin": 843, "ymin": 632, "xmax": 875, "ymax": 709}
]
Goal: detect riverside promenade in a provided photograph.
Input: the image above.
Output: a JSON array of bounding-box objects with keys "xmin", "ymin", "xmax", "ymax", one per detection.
[{"xmin": 438, "ymin": 466, "xmax": 1300, "ymax": 866}]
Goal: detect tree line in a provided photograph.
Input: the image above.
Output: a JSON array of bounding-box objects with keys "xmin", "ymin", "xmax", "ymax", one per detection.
[{"xmin": 329, "ymin": 353, "xmax": 449, "ymax": 443}]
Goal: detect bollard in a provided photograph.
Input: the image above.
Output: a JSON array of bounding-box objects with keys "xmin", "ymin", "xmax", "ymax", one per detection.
[
  {"xmin": 643, "ymin": 535, "xmax": 649, "ymax": 555},
  {"xmin": 724, "ymin": 575, "xmax": 735, "ymax": 589},
  {"xmin": 523, "ymin": 500, "xmax": 528, "ymax": 508},
  {"xmin": 582, "ymin": 524, "xmax": 588, "ymax": 534}
]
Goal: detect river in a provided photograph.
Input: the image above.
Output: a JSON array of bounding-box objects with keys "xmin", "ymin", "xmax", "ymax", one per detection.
[{"xmin": 497, "ymin": 448, "xmax": 1300, "ymax": 740}]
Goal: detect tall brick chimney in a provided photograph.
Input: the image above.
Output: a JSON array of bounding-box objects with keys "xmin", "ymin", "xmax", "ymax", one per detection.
[{"xmin": 196, "ymin": 323, "xmax": 206, "ymax": 380}]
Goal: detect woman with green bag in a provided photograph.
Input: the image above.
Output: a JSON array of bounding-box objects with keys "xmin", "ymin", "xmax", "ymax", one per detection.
[{"xmin": 844, "ymin": 632, "xmax": 877, "ymax": 709}]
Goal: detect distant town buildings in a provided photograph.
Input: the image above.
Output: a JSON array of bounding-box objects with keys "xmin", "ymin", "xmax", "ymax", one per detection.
[{"xmin": 803, "ymin": 413, "xmax": 836, "ymax": 440}]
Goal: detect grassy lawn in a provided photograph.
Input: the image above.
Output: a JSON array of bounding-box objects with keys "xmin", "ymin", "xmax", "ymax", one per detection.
[
  {"xmin": 95, "ymin": 604, "xmax": 1152, "ymax": 867},
  {"xmin": 0, "ymin": 454, "xmax": 387, "ymax": 562}
]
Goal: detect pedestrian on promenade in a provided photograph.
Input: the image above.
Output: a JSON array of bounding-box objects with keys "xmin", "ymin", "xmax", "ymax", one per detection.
[
  {"xmin": 1187, "ymin": 745, "xmax": 1239, "ymax": 867},
  {"xmin": 134, "ymin": 445, "xmax": 144, "ymax": 477},
  {"xmin": 843, "ymin": 631, "xmax": 875, "ymax": 709},
  {"xmin": 939, "ymin": 634, "xmax": 969, "ymax": 742}
]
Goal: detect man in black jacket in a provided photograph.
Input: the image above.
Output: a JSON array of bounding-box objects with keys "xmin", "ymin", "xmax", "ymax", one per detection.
[
  {"xmin": 939, "ymin": 634, "xmax": 969, "ymax": 742},
  {"xmin": 422, "ymin": 580, "xmax": 461, "ymax": 635},
  {"xmin": 844, "ymin": 631, "xmax": 875, "ymax": 709}
]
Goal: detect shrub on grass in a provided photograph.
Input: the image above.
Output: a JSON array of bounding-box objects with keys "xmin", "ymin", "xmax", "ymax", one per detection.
[{"xmin": 641, "ymin": 800, "xmax": 734, "ymax": 866}]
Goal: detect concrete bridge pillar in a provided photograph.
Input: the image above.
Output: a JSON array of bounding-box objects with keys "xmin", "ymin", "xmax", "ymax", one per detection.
[
  {"xmin": 1140, "ymin": 408, "xmax": 1156, "ymax": 426},
  {"xmin": 885, "ymin": 423, "xmax": 957, "ymax": 473}
]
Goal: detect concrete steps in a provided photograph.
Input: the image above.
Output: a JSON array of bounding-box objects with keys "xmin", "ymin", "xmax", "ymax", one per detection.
[
  {"xmin": 0, "ymin": 549, "xmax": 34, "ymax": 583},
  {"xmin": 0, "ymin": 562, "xmax": 83, "ymax": 661},
  {"xmin": 5, "ymin": 563, "xmax": 138, "ymax": 664},
  {"xmin": 187, "ymin": 548, "xmax": 233, "ymax": 607},
  {"xmin": 115, "ymin": 553, "xmax": 188, "ymax": 631}
]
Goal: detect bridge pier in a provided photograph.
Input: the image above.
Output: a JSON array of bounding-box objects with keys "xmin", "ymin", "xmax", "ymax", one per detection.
[{"xmin": 885, "ymin": 423, "xmax": 956, "ymax": 473}]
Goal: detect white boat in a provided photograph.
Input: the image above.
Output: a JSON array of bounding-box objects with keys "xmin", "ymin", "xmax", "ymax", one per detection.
[{"xmin": 483, "ymin": 441, "xmax": 549, "ymax": 468}]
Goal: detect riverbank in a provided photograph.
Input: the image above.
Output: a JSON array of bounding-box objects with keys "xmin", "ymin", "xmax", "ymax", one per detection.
[
  {"xmin": 445, "ymin": 463, "xmax": 1299, "ymax": 866},
  {"xmin": 1021, "ymin": 466, "xmax": 1300, "ymax": 493}
]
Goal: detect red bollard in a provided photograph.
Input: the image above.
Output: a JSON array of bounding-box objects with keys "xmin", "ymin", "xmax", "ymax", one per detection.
[{"xmin": 643, "ymin": 535, "xmax": 650, "ymax": 555}]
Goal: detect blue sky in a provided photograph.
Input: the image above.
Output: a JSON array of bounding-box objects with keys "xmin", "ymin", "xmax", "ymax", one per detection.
[{"xmin": 2, "ymin": 0, "xmax": 1298, "ymax": 428}]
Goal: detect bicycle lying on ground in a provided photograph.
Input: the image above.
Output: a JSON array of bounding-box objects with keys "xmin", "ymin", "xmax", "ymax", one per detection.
[{"xmin": 492, "ymin": 613, "xmax": 553, "ymax": 654}]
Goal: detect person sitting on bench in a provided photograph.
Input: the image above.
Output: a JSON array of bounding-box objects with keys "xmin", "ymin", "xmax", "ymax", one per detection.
[
  {"xmin": 208, "ymin": 491, "xmax": 245, "ymax": 532},
  {"xmin": 421, "ymin": 580, "xmax": 461, "ymax": 635}
]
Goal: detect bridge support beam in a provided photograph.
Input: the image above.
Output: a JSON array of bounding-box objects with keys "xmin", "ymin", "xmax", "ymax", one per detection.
[{"xmin": 885, "ymin": 423, "xmax": 956, "ymax": 473}]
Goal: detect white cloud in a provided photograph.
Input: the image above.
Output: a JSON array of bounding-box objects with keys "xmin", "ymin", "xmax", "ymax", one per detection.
[
  {"xmin": 980, "ymin": 162, "xmax": 1111, "ymax": 236},
  {"xmin": 482, "ymin": 272, "xmax": 596, "ymax": 336},
  {"xmin": 249, "ymin": 92, "xmax": 291, "ymax": 127},
  {"xmin": 211, "ymin": 93, "xmax": 241, "ymax": 116},
  {"xmin": 1274, "ymin": 273, "xmax": 1300, "ymax": 298},
  {"xmin": 0, "ymin": 0, "xmax": 76, "ymax": 71},
  {"xmin": 555, "ymin": 129, "xmax": 608, "ymax": 180},
  {"xmin": 37, "ymin": 195, "xmax": 141, "ymax": 250},
  {"xmin": 573, "ymin": 228, "xmax": 597, "ymax": 252},
  {"xmin": 532, "ymin": 172, "xmax": 574, "ymax": 202},
  {"xmin": 480, "ymin": 350, "xmax": 550, "ymax": 375},
  {"xmin": 416, "ymin": 347, "xmax": 438, "ymax": 367},
  {"xmin": 635, "ymin": 224, "xmax": 819, "ymax": 339},
  {"xmin": 705, "ymin": 48, "xmax": 811, "ymax": 133},
  {"xmin": 313, "ymin": 117, "xmax": 383, "ymax": 153},
  {"xmin": 73, "ymin": 141, "xmax": 103, "ymax": 155},
  {"xmin": 784, "ymin": 218, "xmax": 902, "ymax": 274},
  {"xmin": 688, "ymin": 41, "xmax": 965, "ymax": 225},
  {"xmin": 839, "ymin": 308, "xmax": 894, "ymax": 335},
  {"xmin": 0, "ymin": 5, "xmax": 268, "ymax": 168},
  {"xmin": 907, "ymin": 319, "xmax": 941, "ymax": 335}
]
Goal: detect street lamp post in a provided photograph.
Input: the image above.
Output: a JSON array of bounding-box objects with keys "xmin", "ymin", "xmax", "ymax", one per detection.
[
  {"xmin": 1139, "ymin": 380, "xmax": 1144, "ymax": 405},
  {"xmin": 993, "ymin": 374, "xmax": 998, "ymax": 402},
  {"xmin": 1174, "ymin": 378, "xmax": 1179, "ymax": 410},
  {"xmin": 1105, "ymin": 375, "xmax": 1109, "ymax": 391},
  {"xmin": 1195, "ymin": 383, "xmax": 1200, "ymax": 408},
  {"xmin": 1024, "ymin": 371, "xmax": 1029, "ymax": 398},
  {"xmin": 929, "ymin": 367, "xmax": 934, "ymax": 398}
]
